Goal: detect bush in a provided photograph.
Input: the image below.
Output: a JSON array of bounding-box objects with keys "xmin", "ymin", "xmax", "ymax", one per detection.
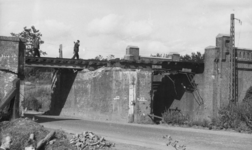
[
  {"xmin": 210, "ymin": 87, "xmax": 252, "ymax": 132},
  {"xmin": 162, "ymin": 109, "xmax": 188, "ymax": 125},
  {"xmin": 23, "ymin": 86, "xmax": 51, "ymax": 112},
  {"xmin": 22, "ymin": 96, "xmax": 41, "ymax": 111},
  {"xmin": 34, "ymin": 88, "xmax": 51, "ymax": 112},
  {"xmin": 215, "ymin": 101, "xmax": 252, "ymax": 132}
]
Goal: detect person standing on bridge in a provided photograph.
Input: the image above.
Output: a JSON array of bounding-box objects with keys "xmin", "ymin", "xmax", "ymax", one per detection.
[
  {"xmin": 72, "ymin": 40, "xmax": 80, "ymax": 59},
  {"xmin": 33, "ymin": 36, "xmax": 40, "ymax": 57}
]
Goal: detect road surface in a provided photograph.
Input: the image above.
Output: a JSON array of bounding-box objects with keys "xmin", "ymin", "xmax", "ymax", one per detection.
[{"xmin": 25, "ymin": 113, "xmax": 252, "ymax": 150}]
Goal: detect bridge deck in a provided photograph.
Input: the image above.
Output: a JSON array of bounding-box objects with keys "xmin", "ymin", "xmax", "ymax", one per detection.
[{"xmin": 25, "ymin": 57, "xmax": 204, "ymax": 73}]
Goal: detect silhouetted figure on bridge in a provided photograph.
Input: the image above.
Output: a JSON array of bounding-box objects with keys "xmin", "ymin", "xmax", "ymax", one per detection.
[
  {"xmin": 33, "ymin": 36, "xmax": 40, "ymax": 57},
  {"xmin": 72, "ymin": 40, "xmax": 80, "ymax": 59}
]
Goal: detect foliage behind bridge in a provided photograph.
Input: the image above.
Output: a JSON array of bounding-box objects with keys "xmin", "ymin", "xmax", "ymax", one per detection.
[{"xmin": 11, "ymin": 26, "xmax": 46, "ymax": 57}]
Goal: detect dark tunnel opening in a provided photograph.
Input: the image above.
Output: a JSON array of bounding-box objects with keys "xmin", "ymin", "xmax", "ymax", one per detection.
[{"xmin": 152, "ymin": 72, "xmax": 195, "ymax": 123}]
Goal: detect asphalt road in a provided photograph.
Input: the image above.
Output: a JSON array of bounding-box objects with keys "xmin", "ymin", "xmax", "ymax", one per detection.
[{"xmin": 25, "ymin": 113, "xmax": 252, "ymax": 150}]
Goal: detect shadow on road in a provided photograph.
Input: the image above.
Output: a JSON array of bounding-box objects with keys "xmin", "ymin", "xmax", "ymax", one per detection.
[{"xmin": 24, "ymin": 113, "xmax": 79, "ymax": 123}]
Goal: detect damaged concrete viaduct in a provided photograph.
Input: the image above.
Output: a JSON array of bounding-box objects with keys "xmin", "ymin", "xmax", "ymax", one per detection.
[{"xmin": 1, "ymin": 34, "xmax": 252, "ymax": 123}]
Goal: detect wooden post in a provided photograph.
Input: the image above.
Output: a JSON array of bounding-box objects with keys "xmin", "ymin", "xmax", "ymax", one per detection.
[{"xmin": 59, "ymin": 44, "xmax": 63, "ymax": 58}]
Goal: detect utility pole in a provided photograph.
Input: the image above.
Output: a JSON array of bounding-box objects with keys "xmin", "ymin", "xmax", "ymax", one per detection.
[{"xmin": 228, "ymin": 14, "xmax": 241, "ymax": 104}]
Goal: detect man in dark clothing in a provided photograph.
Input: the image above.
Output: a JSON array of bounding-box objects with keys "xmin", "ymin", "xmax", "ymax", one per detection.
[
  {"xmin": 72, "ymin": 40, "xmax": 80, "ymax": 59},
  {"xmin": 33, "ymin": 36, "xmax": 40, "ymax": 57}
]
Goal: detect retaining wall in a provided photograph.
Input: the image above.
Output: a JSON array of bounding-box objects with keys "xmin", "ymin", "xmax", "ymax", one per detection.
[{"xmin": 0, "ymin": 36, "xmax": 19, "ymax": 101}]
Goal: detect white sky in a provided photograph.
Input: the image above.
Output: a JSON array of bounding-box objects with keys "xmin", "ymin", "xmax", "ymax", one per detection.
[{"xmin": 0, "ymin": 0, "xmax": 252, "ymax": 59}]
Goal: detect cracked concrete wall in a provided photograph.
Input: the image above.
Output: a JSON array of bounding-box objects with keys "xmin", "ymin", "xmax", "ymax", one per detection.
[
  {"xmin": 0, "ymin": 36, "xmax": 19, "ymax": 101},
  {"xmin": 56, "ymin": 68, "xmax": 152, "ymax": 123}
]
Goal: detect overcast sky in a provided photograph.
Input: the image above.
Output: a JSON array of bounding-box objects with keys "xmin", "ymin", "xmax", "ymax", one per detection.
[{"xmin": 0, "ymin": 0, "xmax": 251, "ymax": 59}]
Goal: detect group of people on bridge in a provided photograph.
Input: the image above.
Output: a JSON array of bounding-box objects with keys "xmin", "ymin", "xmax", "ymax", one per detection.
[{"xmin": 33, "ymin": 39, "xmax": 80, "ymax": 60}]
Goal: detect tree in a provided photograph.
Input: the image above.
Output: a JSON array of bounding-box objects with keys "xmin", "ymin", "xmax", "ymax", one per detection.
[
  {"xmin": 94, "ymin": 55, "xmax": 104, "ymax": 60},
  {"xmin": 180, "ymin": 54, "xmax": 191, "ymax": 62},
  {"xmin": 150, "ymin": 51, "xmax": 204, "ymax": 63},
  {"xmin": 94, "ymin": 55, "xmax": 115, "ymax": 60},
  {"xmin": 151, "ymin": 53, "xmax": 163, "ymax": 57},
  {"xmin": 10, "ymin": 26, "xmax": 47, "ymax": 57},
  {"xmin": 106, "ymin": 54, "xmax": 115, "ymax": 60},
  {"xmin": 180, "ymin": 52, "xmax": 204, "ymax": 63},
  {"xmin": 11, "ymin": 26, "xmax": 49, "ymax": 81}
]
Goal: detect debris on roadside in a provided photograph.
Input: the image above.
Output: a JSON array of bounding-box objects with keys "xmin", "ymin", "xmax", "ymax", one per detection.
[
  {"xmin": 163, "ymin": 135, "xmax": 186, "ymax": 150},
  {"xmin": 24, "ymin": 133, "xmax": 36, "ymax": 150},
  {"xmin": 37, "ymin": 130, "xmax": 55, "ymax": 150},
  {"xmin": 0, "ymin": 118, "xmax": 75, "ymax": 150},
  {"xmin": 0, "ymin": 118, "xmax": 116, "ymax": 150},
  {"xmin": 70, "ymin": 131, "xmax": 115, "ymax": 150}
]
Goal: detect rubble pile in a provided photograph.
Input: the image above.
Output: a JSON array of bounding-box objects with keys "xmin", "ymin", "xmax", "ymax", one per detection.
[
  {"xmin": 0, "ymin": 118, "xmax": 49, "ymax": 150},
  {"xmin": 163, "ymin": 135, "xmax": 186, "ymax": 150},
  {"xmin": 70, "ymin": 131, "xmax": 115, "ymax": 150},
  {"xmin": 0, "ymin": 118, "xmax": 75, "ymax": 150}
]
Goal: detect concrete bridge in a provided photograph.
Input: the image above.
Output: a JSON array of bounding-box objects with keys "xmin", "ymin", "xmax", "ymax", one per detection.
[{"xmin": 1, "ymin": 34, "xmax": 252, "ymax": 123}]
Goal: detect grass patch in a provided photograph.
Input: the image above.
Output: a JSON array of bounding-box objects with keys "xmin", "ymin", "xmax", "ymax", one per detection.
[{"xmin": 162, "ymin": 109, "xmax": 188, "ymax": 125}]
